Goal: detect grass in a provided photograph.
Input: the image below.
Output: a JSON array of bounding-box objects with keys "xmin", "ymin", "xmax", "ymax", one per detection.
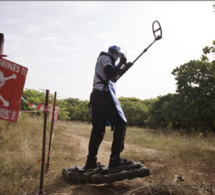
[
  {"xmin": 0, "ymin": 116, "xmax": 215, "ymax": 194},
  {"xmin": 0, "ymin": 115, "xmax": 80, "ymax": 194},
  {"xmin": 122, "ymin": 126, "xmax": 215, "ymax": 194},
  {"xmin": 125, "ymin": 126, "xmax": 215, "ymax": 165}
]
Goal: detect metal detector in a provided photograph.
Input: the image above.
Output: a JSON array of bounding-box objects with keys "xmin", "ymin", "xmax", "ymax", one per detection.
[{"xmin": 112, "ymin": 20, "xmax": 162, "ymax": 82}]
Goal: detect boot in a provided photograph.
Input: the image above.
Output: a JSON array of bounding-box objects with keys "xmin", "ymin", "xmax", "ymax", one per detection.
[
  {"xmin": 108, "ymin": 154, "xmax": 121, "ymax": 168},
  {"xmin": 83, "ymin": 156, "xmax": 97, "ymax": 170},
  {"xmin": 109, "ymin": 154, "xmax": 134, "ymax": 168}
]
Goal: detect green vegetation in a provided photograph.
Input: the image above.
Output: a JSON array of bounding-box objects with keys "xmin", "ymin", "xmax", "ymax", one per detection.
[{"xmin": 21, "ymin": 41, "xmax": 215, "ymax": 133}]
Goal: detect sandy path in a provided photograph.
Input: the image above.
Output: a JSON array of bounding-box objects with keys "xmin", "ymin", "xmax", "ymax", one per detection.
[
  {"xmin": 64, "ymin": 132, "xmax": 157, "ymax": 167},
  {"xmin": 50, "ymin": 125, "xmax": 215, "ymax": 195},
  {"xmin": 51, "ymin": 131, "xmax": 156, "ymax": 195},
  {"xmin": 70, "ymin": 134, "xmax": 111, "ymax": 166}
]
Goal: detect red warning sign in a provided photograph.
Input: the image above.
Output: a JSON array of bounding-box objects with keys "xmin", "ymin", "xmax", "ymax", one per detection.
[{"xmin": 0, "ymin": 57, "xmax": 28, "ymax": 122}]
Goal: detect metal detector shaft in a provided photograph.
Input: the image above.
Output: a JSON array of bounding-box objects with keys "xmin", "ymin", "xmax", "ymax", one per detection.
[
  {"xmin": 112, "ymin": 20, "xmax": 162, "ymax": 82},
  {"xmin": 132, "ymin": 38, "xmax": 157, "ymax": 64}
]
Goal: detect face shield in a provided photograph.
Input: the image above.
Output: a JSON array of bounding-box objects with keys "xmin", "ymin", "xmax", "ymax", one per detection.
[{"xmin": 108, "ymin": 46, "xmax": 122, "ymax": 60}]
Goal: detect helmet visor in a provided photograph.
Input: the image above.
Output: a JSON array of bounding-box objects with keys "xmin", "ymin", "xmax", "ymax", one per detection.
[{"xmin": 109, "ymin": 46, "xmax": 122, "ymax": 59}]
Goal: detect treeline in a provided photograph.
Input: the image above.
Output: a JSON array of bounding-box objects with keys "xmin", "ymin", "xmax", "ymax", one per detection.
[{"xmin": 21, "ymin": 41, "xmax": 215, "ymax": 132}]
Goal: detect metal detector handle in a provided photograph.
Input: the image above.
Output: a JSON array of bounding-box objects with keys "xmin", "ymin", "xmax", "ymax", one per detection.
[
  {"xmin": 111, "ymin": 62, "xmax": 133, "ymax": 82},
  {"xmin": 153, "ymin": 20, "xmax": 162, "ymax": 40}
]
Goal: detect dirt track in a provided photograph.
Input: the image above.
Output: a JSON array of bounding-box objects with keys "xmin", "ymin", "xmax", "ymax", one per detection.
[
  {"xmin": 50, "ymin": 131, "xmax": 154, "ymax": 195},
  {"xmin": 45, "ymin": 124, "xmax": 215, "ymax": 195}
]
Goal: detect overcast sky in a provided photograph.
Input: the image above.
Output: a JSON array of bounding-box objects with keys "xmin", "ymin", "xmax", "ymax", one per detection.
[{"xmin": 1, "ymin": 1, "xmax": 215, "ymax": 100}]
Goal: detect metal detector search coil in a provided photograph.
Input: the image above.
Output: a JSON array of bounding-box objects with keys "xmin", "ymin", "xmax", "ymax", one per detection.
[{"xmin": 153, "ymin": 20, "xmax": 162, "ymax": 40}]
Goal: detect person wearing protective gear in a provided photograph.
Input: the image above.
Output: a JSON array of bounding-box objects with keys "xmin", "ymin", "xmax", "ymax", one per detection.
[{"xmin": 84, "ymin": 45, "xmax": 134, "ymax": 169}]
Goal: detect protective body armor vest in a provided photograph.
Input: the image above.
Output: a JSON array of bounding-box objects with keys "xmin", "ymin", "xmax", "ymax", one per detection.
[{"xmin": 94, "ymin": 52, "xmax": 127, "ymax": 123}]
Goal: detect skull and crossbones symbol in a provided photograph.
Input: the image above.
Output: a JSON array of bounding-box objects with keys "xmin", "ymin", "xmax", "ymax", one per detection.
[{"xmin": 0, "ymin": 70, "xmax": 17, "ymax": 107}]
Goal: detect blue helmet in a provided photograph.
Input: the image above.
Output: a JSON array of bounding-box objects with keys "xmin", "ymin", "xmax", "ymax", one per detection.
[{"xmin": 108, "ymin": 45, "xmax": 122, "ymax": 59}]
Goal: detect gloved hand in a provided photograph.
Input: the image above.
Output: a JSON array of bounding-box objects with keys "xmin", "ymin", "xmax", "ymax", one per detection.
[{"xmin": 119, "ymin": 53, "xmax": 127, "ymax": 65}]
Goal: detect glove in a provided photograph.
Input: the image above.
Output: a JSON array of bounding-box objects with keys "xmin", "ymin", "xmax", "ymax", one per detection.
[{"xmin": 119, "ymin": 53, "xmax": 127, "ymax": 65}]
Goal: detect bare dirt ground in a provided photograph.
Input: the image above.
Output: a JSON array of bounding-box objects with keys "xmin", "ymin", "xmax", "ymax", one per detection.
[
  {"xmin": 45, "ymin": 125, "xmax": 215, "ymax": 195},
  {"xmin": 50, "ymin": 131, "xmax": 156, "ymax": 195}
]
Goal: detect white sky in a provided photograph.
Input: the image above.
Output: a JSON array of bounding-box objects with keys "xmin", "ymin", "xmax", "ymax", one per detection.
[{"xmin": 1, "ymin": 1, "xmax": 215, "ymax": 100}]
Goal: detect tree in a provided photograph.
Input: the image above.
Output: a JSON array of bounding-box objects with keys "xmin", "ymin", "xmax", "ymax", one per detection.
[
  {"xmin": 71, "ymin": 100, "xmax": 90, "ymax": 121},
  {"xmin": 172, "ymin": 60, "xmax": 215, "ymax": 132},
  {"xmin": 146, "ymin": 93, "xmax": 191, "ymax": 130},
  {"xmin": 119, "ymin": 97, "xmax": 148, "ymax": 126},
  {"xmin": 21, "ymin": 89, "xmax": 47, "ymax": 111},
  {"xmin": 201, "ymin": 40, "xmax": 215, "ymax": 64},
  {"xmin": 56, "ymin": 99, "xmax": 70, "ymax": 120}
]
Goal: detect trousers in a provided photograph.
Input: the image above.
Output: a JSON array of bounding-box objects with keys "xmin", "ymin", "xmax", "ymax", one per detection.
[{"xmin": 87, "ymin": 89, "xmax": 127, "ymax": 159}]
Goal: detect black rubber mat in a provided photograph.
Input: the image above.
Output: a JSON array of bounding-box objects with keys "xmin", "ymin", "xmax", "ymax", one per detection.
[{"xmin": 62, "ymin": 162, "xmax": 150, "ymax": 184}]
